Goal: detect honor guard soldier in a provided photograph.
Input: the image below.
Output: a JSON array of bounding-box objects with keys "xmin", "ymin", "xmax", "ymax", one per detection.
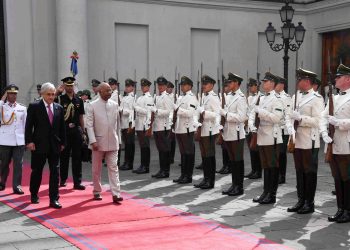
[
  {"xmin": 55, "ymin": 77, "xmax": 86, "ymax": 190},
  {"xmin": 245, "ymin": 78, "xmax": 262, "ymax": 179},
  {"xmin": 34, "ymin": 84, "xmax": 42, "ymax": 102},
  {"xmin": 133, "ymin": 78, "xmax": 154, "ymax": 174},
  {"xmin": 91, "ymin": 79, "xmax": 101, "ymax": 101},
  {"xmin": 220, "ymin": 73, "xmax": 248, "ymax": 196},
  {"xmin": 194, "ymin": 75, "xmax": 221, "ymax": 189},
  {"xmin": 0, "ymin": 85, "xmax": 27, "ymax": 194},
  {"xmin": 109, "ymin": 77, "xmax": 120, "ymax": 105},
  {"xmin": 150, "ymin": 76, "xmax": 173, "ymax": 178},
  {"xmin": 81, "ymin": 89, "xmax": 92, "ymax": 163},
  {"xmin": 217, "ymin": 81, "xmax": 232, "ymax": 175},
  {"xmin": 320, "ymin": 64, "xmax": 350, "ymax": 223},
  {"xmin": 167, "ymin": 81, "xmax": 176, "ymax": 165},
  {"xmin": 172, "ymin": 76, "xmax": 199, "ymax": 184},
  {"xmin": 286, "ymin": 68, "xmax": 323, "ymax": 214},
  {"xmin": 249, "ymin": 72, "xmax": 284, "ymax": 204},
  {"xmin": 119, "ymin": 79, "xmax": 136, "ymax": 171},
  {"xmin": 275, "ymin": 76, "xmax": 292, "ymax": 184}
]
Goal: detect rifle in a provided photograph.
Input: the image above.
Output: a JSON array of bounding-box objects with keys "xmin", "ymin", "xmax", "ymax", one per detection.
[
  {"xmin": 249, "ymin": 94, "xmax": 261, "ymax": 150},
  {"xmin": 217, "ymin": 67, "xmax": 221, "ymax": 100},
  {"xmin": 195, "ymin": 63, "xmax": 204, "ymax": 141},
  {"xmin": 217, "ymin": 66, "xmax": 226, "ymax": 145},
  {"xmin": 325, "ymin": 50, "xmax": 335, "ymax": 163},
  {"xmin": 196, "ymin": 69, "xmax": 200, "ymax": 101},
  {"xmin": 128, "ymin": 73, "xmax": 137, "ymax": 134},
  {"xmin": 145, "ymin": 79, "xmax": 157, "ymax": 137},
  {"xmin": 171, "ymin": 67, "xmax": 179, "ymax": 132},
  {"xmin": 287, "ymin": 68, "xmax": 300, "ymax": 153}
]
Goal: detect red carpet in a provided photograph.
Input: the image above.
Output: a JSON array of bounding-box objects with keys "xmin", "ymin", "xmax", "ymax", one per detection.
[{"xmin": 0, "ymin": 163, "xmax": 291, "ymax": 250}]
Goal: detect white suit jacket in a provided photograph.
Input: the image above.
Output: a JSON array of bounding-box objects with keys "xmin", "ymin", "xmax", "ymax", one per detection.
[{"xmin": 86, "ymin": 97, "xmax": 121, "ymax": 151}]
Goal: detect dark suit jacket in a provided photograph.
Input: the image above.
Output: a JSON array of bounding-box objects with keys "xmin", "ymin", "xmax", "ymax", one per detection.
[{"xmin": 25, "ymin": 100, "xmax": 66, "ymax": 154}]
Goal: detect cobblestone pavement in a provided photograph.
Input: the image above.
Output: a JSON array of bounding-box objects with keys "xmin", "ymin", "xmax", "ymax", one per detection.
[{"xmin": 1, "ymin": 141, "xmax": 349, "ymax": 250}]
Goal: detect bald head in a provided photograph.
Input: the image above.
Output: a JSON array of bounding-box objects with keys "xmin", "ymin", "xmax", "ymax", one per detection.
[{"xmin": 98, "ymin": 82, "xmax": 112, "ymax": 101}]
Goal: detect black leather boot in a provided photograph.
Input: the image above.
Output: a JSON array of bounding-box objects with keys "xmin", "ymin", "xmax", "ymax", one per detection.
[
  {"xmin": 297, "ymin": 172, "xmax": 317, "ymax": 214},
  {"xmin": 179, "ymin": 154, "xmax": 194, "ymax": 184},
  {"xmin": 278, "ymin": 152, "xmax": 287, "ymax": 184},
  {"xmin": 336, "ymin": 180, "xmax": 350, "ymax": 223},
  {"xmin": 253, "ymin": 169, "xmax": 269, "ymax": 203},
  {"xmin": 329, "ymin": 178, "xmax": 344, "ymax": 221},
  {"xmin": 288, "ymin": 170, "xmax": 305, "ymax": 212},
  {"xmin": 194, "ymin": 158, "xmax": 208, "ymax": 188},
  {"xmin": 174, "ymin": 154, "xmax": 185, "ymax": 183},
  {"xmin": 260, "ymin": 168, "xmax": 278, "ymax": 204},
  {"xmin": 152, "ymin": 152, "xmax": 164, "ymax": 178},
  {"xmin": 157, "ymin": 152, "xmax": 170, "ymax": 178},
  {"xmin": 222, "ymin": 161, "xmax": 235, "ymax": 195},
  {"xmin": 228, "ymin": 161, "xmax": 244, "ymax": 196}
]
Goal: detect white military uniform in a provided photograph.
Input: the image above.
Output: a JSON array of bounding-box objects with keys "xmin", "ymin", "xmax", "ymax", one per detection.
[
  {"xmin": 0, "ymin": 101, "xmax": 27, "ymax": 146},
  {"xmin": 199, "ymin": 90, "xmax": 221, "ymax": 137},
  {"xmin": 174, "ymin": 90, "xmax": 198, "ymax": 134},
  {"xmin": 153, "ymin": 91, "xmax": 173, "ymax": 132},
  {"xmin": 248, "ymin": 90, "xmax": 284, "ymax": 146},
  {"xmin": 287, "ymin": 89, "xmax": 324, "ymax": 149},
  {"xmin": 120, "ymin": 92, "xmax": 135, "ymax": 129},
  {"xmin": 110, "ymin": 90, "xmax": 121, "ymax": 108},
  {"xmin": 86, "ymin": 97, "xmax": 122, "ymax": 197},
  {"xmin": 222, "ymin": 89, "xmax": 247, "ymax": 141},
  {"xmin": 247, "ymin": 91, "xmax": 261, "ymax": 133},
  {"xmin": 91, "ymin": 92, "xmax": 100, "ymax": 101},
  {"xmin": 134, "ymin": 92, "xmax": 154, "ymax": 132},
  {"xmin": 320, "ymin": 89, "xmax": 350, "ymax": 154},
  {"xmin": 278, "ymin": 90, "xmax": 292, "ymax": 133}
]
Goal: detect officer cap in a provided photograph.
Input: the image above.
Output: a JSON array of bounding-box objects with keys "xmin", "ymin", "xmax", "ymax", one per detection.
[
  {"xmin": 82, "ymin": 89, "xmax": 91, "ymax": 97},
  {"xmin": 156, "ymin": 76, "xmax": 168, "ymax": 85},
  {"xmin": 76, "ymin": 90, "xmax": 83, "ymax": 97},
  {"xmin": 91, "ymin": 79, "xmax": 101, "ymax": 87},
  {"xmin": 36, "ymin": 84, "xmax": 42, "ymax": 90},
  {"xmin": 179, "ymin": 76, "xmax": 193, "ymax": 86},
  {"xmin": 296, "ymin": 68, "xmax": 317, "ymax": 81},
  {"xmin": 141, "ymin": 78, "xmax": 152, "ymax": 86},
  {"xmin": 5, "ymin": 84, "xmax": 19, "ymax": 93},
  {"xmin": 335, "ymin": 64, "xmax": 350, "ymax": 77},
  {"xmin": 61, "ymin": 76, "xmax": 76, "ymax": 86},
  {"xmin": 108, "ymin": 77, "xmax": 119, "ymax": 85},
  {"xmin": 125, "ymin": 78, "xmax": 136, "ymax": 87},
  {"xmin": 247, "ymin": 78, "xmax": 258, "ymax": 86},
  {"xmin": 261, "ymin": 72, "xmax": 279, "ymax": 83},
  {"xmin": 202, "ymin": 75, "xmax": 216, "ymax": 84},
  {"xmin": 167, "ymin": 81, "xmax": 174, "ymax": 88},
  {"xmin": 276, "ymin": 76, "xmax": 287, "ymax": 84},
  {"xmin": 226, "ymin": 73, "xmax": 243, "ymax": 84}
]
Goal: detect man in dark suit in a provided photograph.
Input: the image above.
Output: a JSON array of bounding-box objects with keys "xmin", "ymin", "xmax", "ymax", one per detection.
[{"xmin": 25, "ymin": 82, "xmax": 66, "ymax": 209}]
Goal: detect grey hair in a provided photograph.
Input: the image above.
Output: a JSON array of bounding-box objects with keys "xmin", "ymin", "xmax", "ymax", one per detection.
[{"xmin": 40, "ymin": 82, "xmax": 56, "ymax": 94}]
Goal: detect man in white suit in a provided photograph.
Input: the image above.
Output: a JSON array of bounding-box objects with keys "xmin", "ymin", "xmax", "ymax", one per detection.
[{"xmin": 86, "ymin": 82, "xmax": 123, "ymax": 203}]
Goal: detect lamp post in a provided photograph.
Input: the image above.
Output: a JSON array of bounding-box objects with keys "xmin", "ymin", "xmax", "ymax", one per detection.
[{"xmin": 264, "ymin": 0, "xmax": 306, "ymax": 91}]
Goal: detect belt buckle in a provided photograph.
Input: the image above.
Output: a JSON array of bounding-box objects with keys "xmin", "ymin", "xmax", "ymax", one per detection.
[{"xmin": 68, "ymin": 123, "xmax": 75, "ymax": 128}]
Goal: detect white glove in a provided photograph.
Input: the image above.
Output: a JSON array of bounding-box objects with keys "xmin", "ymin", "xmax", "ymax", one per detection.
[
  {"xmin": 249, "ymin": 126, "xmax": 257, "ymax": 132},
  {"xmin": 196, "ymin": 122, "xmax": 202, "ymax": 128},
  {"xmin": 290, "ymin": 111, "xmax": 302, "ymax": 121},
  {"xmin": 328, "ymin": 115, "xmax": 339, "ymax": 126},
  {"xmin": 287, "ymin": 126, "xmax": 295, "ymax": 135},
  {"xmin": 254, "ymin": 106, "xmax": 261, "ymax": 113},
  {"xmin": 197, "ymin": 106, "xmax": 204, "ymax": 114},
  {"xmin": 220, "ymin": 109, "xmax": 227, "ymax": 117},
  {"xmin": 150, "ymin": 107, "xmax": 157, "ymax": 113},
  {"xmin": 321, "ymin": 131, "xmax": 333, "ymax": 144},
  {"xmin": 173, "ymin": 103, "xmax": 179, "ymax": 110}
]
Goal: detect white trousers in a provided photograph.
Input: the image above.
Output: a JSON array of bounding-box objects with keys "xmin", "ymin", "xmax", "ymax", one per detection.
[{"xmin": 91, "ymin": 150, "xmax": 121, "ymax": 197}]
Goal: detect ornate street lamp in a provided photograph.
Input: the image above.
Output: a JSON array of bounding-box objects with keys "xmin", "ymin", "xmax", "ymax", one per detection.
[{"xmin": 265, "ymin": 0, "xmax": 306, "ymax": 91}]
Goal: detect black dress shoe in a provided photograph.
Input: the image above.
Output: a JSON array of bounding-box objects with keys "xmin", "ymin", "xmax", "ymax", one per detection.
[
  {"xmin": 287, "ymin": 199, "xmax": 304, "ymax": 212},
  {"xmin": 73, "ymin": 184, "xmax": 86, "ymax": 190},
  {"xmin": 249, "ymin": 171, "xmax": 262, "ymax": 179},
  {"xmin": 222, "ymin": 185, "xmax": 235, "ymax": 195},
  {"xmin": 49, "ymin": 200, "xmax": 62, "ymax": 209},
  {"xmin": 220, "ymin": 165, "xmax": 231, "ymax": 175},
  {"xmin": 199, "ymin": 181, "xmax": 214, "ymax": 189},
  {"xmin": 297, "ymin": 201, "xmax": 314, "ymax": 214},
  {"xmin": 113, "ymin": 196, "xmax": 123, "ymax": 203},
  {"xmin": 252, "ymin": 191, "xmax": 267, "ymax": 203},
  {"xmin": 31, "ymin": 195, "xmax": 39, "ymax": 204},
  {"xmin": 178, "ymin": 176, "xmax": 192, "ymax": 184},
  {"xmin": 119, "ymin": 163, "xmax": 133, "ymax": 170},
  {"xmin": 155, "ymin": 172, "xmax": 169, "ymax": 179},
  {"xmin": 228, "ymin": 186, "xmax": 244, "ymax": 196},
  {"xmin": 93, "ymin": 194, "xmax": 103, "ymax": 200},
  {"xmin": 151, "ymin": 170, "xmax": 163, "ymax": 178},
  {"xmin": 173, "ymin": 175, "xmax": 184, "ymax": 183},
  {"xmin": 0, "ymin": 183, "xmax": 5, "ymax": 191},
  {"xmin": 259, "ymin": 193, "xmax": 276, "ymax": 204},
  {"xmin": 194, "ymin": 179, "xmax": 206, "ymax": 188},
  {"xmin": 13, "ymin": 188, "xmax": 24, "ymax": 195},
  {"xmin": 336, "ymin": 210, "xmax": 350, "ymax": 223},
  {"xmin": 328, "ymin": 208, "xmax": 344, "ymax": 222},
  {"xmin": 135, "ymin": 166, "xmax": 149, "ymax": 174},
  {"xmin": 60, "ymin": 182, "xmax": 67, "ymax": 187}
]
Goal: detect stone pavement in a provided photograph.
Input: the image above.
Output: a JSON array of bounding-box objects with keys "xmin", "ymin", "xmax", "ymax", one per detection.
[{"xmin": 1, "ymin": 140, "xmax": 349, "ymax": 250}]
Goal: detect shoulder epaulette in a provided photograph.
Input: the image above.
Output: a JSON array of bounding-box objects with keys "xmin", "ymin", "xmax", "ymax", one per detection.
[
  {"xmin": 284, "ymin": 93, "xmax": 290, "ymax": 97},
  {"xmin": 239, "ymin": 93, "xmax": 245, "ymax": 97},
  {"xmin": 275, "ymin": 94, "xmax": 281, "ymax": 98}
]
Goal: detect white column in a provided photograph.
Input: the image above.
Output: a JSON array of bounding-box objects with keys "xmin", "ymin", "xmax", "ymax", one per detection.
[{"xmin": 56, "ymin": 0, "xmax": 88, "ymax": 90}]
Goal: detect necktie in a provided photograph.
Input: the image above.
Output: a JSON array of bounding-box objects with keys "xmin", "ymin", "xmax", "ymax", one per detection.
[{"xmin": 47, "ymin": 105, "xmax": 53, "ymax": 125}]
